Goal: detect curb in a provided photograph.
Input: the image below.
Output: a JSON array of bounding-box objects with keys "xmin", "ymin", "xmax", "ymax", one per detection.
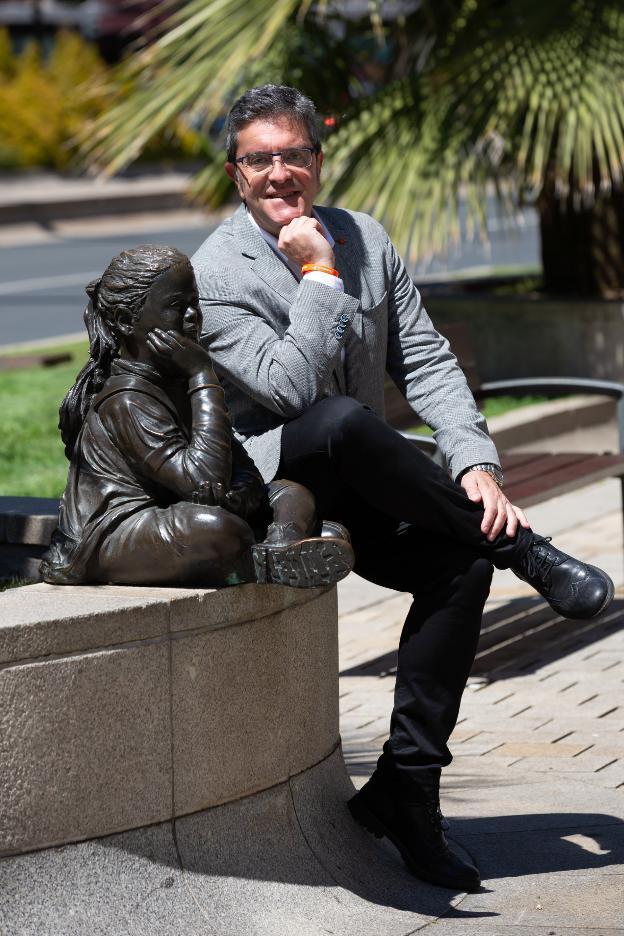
[
  {"xmin": 488, "ymin": 394, "xmax": 615, "ymax": 450},
  {"xmin": 0, "ymin": 191, "xmax": 190, "ymax": 225},
  {"xmin": 0, "ymin": 172, "xmax": 195, "ymax": 226}
]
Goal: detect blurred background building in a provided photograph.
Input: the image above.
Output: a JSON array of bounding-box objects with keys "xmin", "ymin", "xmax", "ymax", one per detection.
[{"xmin": 0, "ymin": 0, "xmax": 170, "ymax": 59}]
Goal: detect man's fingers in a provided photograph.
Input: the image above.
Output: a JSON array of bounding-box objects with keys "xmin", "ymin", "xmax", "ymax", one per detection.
[
  {"xmin": 481, "ymin": 496, "xmax": 499, "ymax": 535},
  {"xmin": 505, "ymin": 502, "xmax": 518, "ymax": 539},
  {"xmin": 461, "ymin": 475, "xmax": 483, "ymax": 502},
  {"xmin": 485, "ymin": 496, "xmax": 508, "ymax": 540}
]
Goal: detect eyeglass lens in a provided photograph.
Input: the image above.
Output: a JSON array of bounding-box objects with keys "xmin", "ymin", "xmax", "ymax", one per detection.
[{"xmin": 243, "ymin": 148, "xmax": 313, "ymax": 171}]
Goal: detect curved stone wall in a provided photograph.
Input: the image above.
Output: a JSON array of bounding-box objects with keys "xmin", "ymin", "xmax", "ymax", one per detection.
[{"xmin": 0, "ymin": 582, "xmax": 338, "ymax": 857}]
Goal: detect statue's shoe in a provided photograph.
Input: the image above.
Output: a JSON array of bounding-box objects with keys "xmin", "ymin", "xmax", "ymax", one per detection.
[{"xmin": 252, "ymin": 521, "xmax": 354, "ymax": 587}]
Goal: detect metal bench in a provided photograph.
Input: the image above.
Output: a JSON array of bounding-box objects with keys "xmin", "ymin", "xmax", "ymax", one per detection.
[{"xmin": 385, "ymin": 323, "xmax": 624, "ymax": 531}]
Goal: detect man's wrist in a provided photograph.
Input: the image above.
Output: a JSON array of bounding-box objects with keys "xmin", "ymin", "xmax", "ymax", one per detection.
[{"xmin": 460, "ymin": 463, "xmax": 504, "ymax": 488}]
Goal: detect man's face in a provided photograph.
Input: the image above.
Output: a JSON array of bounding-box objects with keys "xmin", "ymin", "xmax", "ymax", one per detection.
[{"xmin": 225, "ymin": 116, "xmax": 323, "ymax": 235}]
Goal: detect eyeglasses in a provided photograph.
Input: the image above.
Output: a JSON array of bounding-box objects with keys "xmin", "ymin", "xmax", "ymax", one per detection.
[{"xmin": 235, "ymin": 146, "xmax": 318, "ymax": 173}]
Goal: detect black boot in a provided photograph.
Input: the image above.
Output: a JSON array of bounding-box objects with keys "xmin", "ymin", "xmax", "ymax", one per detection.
[
  {"xmin": 348, "ymin": 771, "xmax": 481, "ymax": 892},
  {"xmin": 512, "ymin": 535, "xmax": 614, "ymax": 619},
  {"xmin": 252, "ymin": 520, "xmax": 354, "ymax": 587}
]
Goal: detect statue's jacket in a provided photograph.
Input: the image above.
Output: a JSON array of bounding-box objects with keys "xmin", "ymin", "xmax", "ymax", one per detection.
[{"xmin": 41, "ymin": 358, "xmax": 263, "ymax": 584}]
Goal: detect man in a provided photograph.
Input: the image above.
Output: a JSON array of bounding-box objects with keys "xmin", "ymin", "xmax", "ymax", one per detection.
[{"xmin": 192, "ymin": 84, "xmax": 613, "ymax": 892}]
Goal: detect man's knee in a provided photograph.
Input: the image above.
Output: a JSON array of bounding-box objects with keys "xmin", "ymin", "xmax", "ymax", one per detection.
[{"xmin": 315, "ymin": 396, "xmax": 374, "ymax": 447}]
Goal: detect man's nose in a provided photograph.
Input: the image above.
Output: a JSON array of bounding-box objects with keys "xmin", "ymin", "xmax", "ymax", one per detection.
[{"xmin": 267, "ymin": 156, "xmax": 292, "ymax": 181}]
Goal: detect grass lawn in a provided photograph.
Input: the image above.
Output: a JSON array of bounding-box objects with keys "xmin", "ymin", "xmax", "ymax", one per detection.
[
  {"xmin": 0, "ymin": 340, "xmax": 546, "ymax": 498},
  {"xmin": 0, "ymin": 341, "xmax": 87, "ymax": 498}
]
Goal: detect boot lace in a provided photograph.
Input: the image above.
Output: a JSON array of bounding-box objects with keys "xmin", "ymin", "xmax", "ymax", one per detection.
[
  {"xmin": 424, "ymin": 799, "xmax": 450, "ymax": 832},
  {"xmin": 522, "ymin": 536, "xmax": 558, "ymax": 584}
]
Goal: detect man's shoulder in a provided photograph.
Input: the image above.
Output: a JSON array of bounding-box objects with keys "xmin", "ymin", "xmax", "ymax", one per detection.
[
  {"xmin": 191, "ymin": 209, "xmax": 243, "ymax": 269},
  {"xmin": 315, "ymin": 205, "xmax": 388, "ymax": 241}
]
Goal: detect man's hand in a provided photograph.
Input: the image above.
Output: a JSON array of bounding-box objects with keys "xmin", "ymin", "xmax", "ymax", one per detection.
[
  {"xmin": 278, "ymin": 216, "xmax": 335, "ymax": 269},
  {"xmin": 460, "ymin": 470, "xmax": 530, "ymax": 541}
]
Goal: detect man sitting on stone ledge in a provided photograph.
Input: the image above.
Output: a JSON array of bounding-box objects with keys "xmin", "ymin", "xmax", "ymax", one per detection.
[{"xmin": 191, "ymin": 83, "xmax": 614, "ymax": 893}]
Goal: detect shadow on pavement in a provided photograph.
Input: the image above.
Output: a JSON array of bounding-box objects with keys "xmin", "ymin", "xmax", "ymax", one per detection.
[{"xmin": 340, "ymin": 598, "xmax": 624, "ymax": 682}]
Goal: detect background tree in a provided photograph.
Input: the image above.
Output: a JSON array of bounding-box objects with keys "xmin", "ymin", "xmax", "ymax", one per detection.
[{"xmin": 84, "ymin": 0, "xmax": 624, "ymax": 298}]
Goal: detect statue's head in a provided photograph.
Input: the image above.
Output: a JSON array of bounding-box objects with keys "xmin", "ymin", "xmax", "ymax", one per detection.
[
  {"xmin": 60, "ymin": 245, "xmax": 199, "ymax": 458},
  {"xmin": 86, "ymin": 245, "xmax": 199, "ymax": 355}
]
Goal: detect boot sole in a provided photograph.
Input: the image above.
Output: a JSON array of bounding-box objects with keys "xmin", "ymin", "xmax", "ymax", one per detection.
[
  {"xmin": 348, "ymin": 793, "xmax": 481, "ymax": 893},
  {"xmin": 252, "ymin": 538, "xmax": 355, "ymax": 588}
]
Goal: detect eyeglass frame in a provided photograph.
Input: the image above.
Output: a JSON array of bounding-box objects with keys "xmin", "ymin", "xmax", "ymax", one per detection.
[{"xmin": 234, "ymin": 146, "xmax": 320, "ymax": 173}]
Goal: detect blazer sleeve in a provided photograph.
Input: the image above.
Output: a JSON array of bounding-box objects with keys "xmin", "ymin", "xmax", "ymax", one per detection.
[
  {"xmin": 382, "ymin": 232, "xmax": 501, "ymax": 480},
  {"xmin": 196, "ymin": 269, "xmax": 360, "ymax": 417}
]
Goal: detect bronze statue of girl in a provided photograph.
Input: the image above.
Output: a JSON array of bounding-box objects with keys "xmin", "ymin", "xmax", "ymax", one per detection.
[{"xmin": 41, "ymin": 245, "xmax": 353, "ymax": 588}]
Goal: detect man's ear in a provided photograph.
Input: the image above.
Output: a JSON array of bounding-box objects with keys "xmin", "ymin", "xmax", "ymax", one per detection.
[
  {"xmin": 316, "ymin": 149, "xmax": 324, "ymax": 182},
  {"xmin": 225, "ymin": 161, "xmax": 244, "ymax": 197}
]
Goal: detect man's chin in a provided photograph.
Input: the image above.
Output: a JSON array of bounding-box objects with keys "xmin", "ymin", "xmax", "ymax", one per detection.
[{"xmin": 263, "ymin": 203, "xmax": 306, "ymax": 230}]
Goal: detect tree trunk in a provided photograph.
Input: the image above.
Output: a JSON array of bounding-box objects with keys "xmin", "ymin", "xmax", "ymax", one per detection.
[{"xmin": 538, "ymin": 181, "xmax": 624, "ymax": 298}]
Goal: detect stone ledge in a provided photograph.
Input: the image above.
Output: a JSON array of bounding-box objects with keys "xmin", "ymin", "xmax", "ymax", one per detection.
[
  {"xmin": 0, "ymin": 582, "xmax": 339, "ymax": 856},
  {"xmin": 0, "ymin": 581, "xmax": 329, "ymax": 665}
]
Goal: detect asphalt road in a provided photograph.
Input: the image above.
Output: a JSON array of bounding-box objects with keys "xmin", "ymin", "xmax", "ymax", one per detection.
[
  {"xmin": 0, "ymin": 221, "xmax": 219, "ymax": 348},
  {"xmin": 0, "ymin": 208, "xmax": 540, "ymax": 348}
]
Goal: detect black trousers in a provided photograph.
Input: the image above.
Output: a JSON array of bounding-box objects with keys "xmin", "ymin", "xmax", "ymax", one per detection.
[{"xmin": 279, "ymin": 397, "xmax": 533, "ymax": 785}]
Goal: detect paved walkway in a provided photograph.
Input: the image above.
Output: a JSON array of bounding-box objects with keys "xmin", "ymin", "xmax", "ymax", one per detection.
[{"xmin": 336, "ymin": 470, "xmax": 624, "ymax": 933}]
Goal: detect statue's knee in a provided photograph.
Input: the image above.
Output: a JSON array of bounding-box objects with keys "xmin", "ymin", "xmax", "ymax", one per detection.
[{"xmin": 172, "ymin": 503, "xmax": 254, "ymax": 560}]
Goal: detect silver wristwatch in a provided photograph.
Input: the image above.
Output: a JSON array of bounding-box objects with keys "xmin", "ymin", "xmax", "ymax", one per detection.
[{"xmin": 464, "ymin": 463, "xmax": 504, "ymax": 488}]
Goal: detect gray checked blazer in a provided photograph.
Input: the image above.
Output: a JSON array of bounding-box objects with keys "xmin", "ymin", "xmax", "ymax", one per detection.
[{"xmin": 192, "ymin": 203, "xmax": 500, "ymax": 483}]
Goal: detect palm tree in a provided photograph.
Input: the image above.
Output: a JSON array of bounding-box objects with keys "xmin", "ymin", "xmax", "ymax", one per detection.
[{"xmin": 84, "ymin": 0, "xmax": 624, "ymax": 297}]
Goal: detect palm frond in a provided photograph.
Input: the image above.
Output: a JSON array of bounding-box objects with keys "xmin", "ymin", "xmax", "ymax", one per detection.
[
  {"xmin": 84, "ymin": 0, "xmax": 302, "ymax": 174},
  {"xmin": 325, "ymin": 0, "xmax": 624, "ymax": 262}
]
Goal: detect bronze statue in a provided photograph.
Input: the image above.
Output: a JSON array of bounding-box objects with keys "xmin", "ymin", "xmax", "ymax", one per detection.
[{"xmin": 40, "ymin": 245, "xmax": 354, "ymax": 588}]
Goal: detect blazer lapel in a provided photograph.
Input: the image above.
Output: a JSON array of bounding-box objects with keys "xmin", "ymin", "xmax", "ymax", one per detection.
[
  {"xmin": 231, "ymin": 204, "xmax": 299, "ymax": 307},
  {"xmin": 317, "ymin": 207, "xmax": 363, "ymax": 337},
  {"xmin": 316, "ymin": 207, "xmax": 365, "ymax": 397}
]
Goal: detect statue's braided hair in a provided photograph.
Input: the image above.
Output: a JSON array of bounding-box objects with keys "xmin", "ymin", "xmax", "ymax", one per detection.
[{"xmin": 59, "ymin": 245, "xmax": 191, "ymax": 458}]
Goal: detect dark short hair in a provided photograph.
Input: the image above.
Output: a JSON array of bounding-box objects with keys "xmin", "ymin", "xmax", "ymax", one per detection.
[{"xmin": 225, "ymin": 84, "xmax": 321, "ymax": 162}]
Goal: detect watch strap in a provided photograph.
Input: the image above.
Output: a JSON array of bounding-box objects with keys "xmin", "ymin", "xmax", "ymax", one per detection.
[{"xmin": 463, "ymin": 463, "xmax": 504, "ymax": 488}]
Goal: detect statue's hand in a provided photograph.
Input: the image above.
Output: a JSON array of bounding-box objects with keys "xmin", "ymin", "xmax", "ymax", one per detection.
[
  {"xmin": 146, "ymin": 328, "xmax": 214, "ymax": 378},
  {"xmin": 225, "ymin": 476, "xmax": 267, "ymax": 520},
  {"xmin": 191, "ymin": 480, "xmax": 228, "ymax": 507}
]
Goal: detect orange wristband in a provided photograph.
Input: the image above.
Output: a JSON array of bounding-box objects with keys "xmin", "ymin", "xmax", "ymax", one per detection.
[{"xmin": 301, "ymin": 263, "xmax": 340, "ymax": 277}]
